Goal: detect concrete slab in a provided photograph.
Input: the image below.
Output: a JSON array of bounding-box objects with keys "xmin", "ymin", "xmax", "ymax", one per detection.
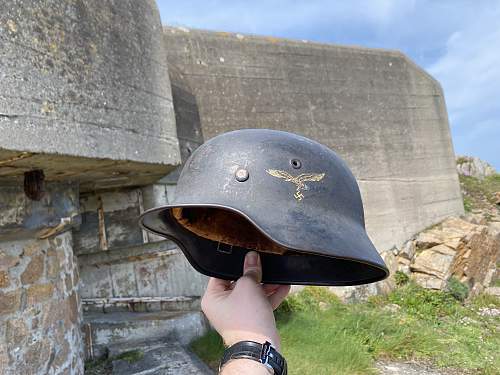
[
  {"xmin": 110, "ymin": 341, "xmax": 214, "ymax": 375},
  {"xmin": 83, "ymin": 310, "xmax": 208, "ymax": 358}
]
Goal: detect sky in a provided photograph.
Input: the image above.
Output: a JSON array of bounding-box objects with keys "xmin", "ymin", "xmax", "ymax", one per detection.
[{"xmin": 157, "ymin": 0, "xmax": 500, "ymax": 170}]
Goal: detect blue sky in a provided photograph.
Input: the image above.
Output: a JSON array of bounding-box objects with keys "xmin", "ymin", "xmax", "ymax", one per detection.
[{"xmin": 157, "ymin": 0, "xmax": 500, "ymax": 170}]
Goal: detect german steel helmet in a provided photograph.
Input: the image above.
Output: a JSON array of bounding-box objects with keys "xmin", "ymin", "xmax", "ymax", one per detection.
[{"xmin": 140, "ymin": 129, "xmax": 388, "ymax": 285}]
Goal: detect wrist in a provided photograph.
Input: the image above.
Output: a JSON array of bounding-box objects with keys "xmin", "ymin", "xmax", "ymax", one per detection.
[
  {"xmin": 219, "ymin": 340, "xmax": 287, "ymax": 375},
  {"xmin": 221, "ymin": 358, "xmax": 273, "ymax": 375},
  {"xmin": 222, "ymin": 332, "xmax": 281, "ymax": 351}
]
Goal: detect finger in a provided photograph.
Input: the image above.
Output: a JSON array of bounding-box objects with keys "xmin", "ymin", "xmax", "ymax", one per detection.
[
  {"xmin": 268, "ymin": 285, "xmax": 291, "ymax": 310},
  {"xmin": 205, "ymin": 277, "xmax": 232, "ymax": 295},
  {"xmin": 263, "ymin": 284, "xmax": 281, "ymax": 296},
  {"xmin": 242, "ymin": 251, "xmax": 262, "ymax": 283}
]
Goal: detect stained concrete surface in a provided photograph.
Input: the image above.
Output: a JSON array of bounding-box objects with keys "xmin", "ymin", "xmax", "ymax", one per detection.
[
  {"xmin": 83, "ymin": 310, "xmax": 208, "ymax": 358},
  {"xmin": 0, "ymin": 0, "xmax": 180, "ymax": 190},
  {"xmin": 111, "ymin": 342, "xmax": 213, "ymax": 375},
  {"xmin": 162, "ymin": 26, "xmax": 464, "ymax": 251}
]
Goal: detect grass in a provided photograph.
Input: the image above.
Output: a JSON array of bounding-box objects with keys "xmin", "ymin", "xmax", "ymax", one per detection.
[
  {"xmin": 190, "ymin": 285, "xmax": 500, "ymax": 375},
  {"xmin": 84, "ymin": 350, "xmax": 144, "ymax": 375},
  {"xmin": 459, "ymin": 174, "xmax": 500, "ymax": 211},
  {"xmin": 463, "ymin": 195, "xmax": 474, "ymax": 212},
  {"xmin": 114, "ymin": 349, "xmax": 144, "ymax": 363}
]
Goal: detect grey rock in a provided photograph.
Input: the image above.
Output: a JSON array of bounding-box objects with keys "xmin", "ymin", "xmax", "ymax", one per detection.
[
  {"xmin": 485, "ymin": 286, "xmax": 500, "ymax": 297},
  {"xmin": 456, "ymin": 156, "xmax": 496, "ymax": 179},
  {"xmin": 398, "ymin": 240, "xmax": 417, "ymax": 260},
  {"xmin": 410, "ymin": 245, "xmax": 455, "ymax": 280},
  {"xmin": 376, "ymin": 360, "xmax": 459, "ymax": 375}
]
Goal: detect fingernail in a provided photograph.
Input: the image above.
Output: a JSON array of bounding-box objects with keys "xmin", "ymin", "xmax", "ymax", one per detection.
[{"xmin": 246, "ymin": 251, "xmax": 258, "ymax": 267}]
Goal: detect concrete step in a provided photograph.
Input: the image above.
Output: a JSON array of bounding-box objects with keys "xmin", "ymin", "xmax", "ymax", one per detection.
[
  {"xmin": 83, "ymin": 310, "xmax": 208, "ymax": 359},
  {"xmin": 109, "ymin": 340, "xmax": 214, "ymax": 375}
]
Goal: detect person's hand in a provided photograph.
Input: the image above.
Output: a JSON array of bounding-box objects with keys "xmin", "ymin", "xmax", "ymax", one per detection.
[{"xmin": 201, "ymin": 251, "xmax": 290, "ymax": 351}]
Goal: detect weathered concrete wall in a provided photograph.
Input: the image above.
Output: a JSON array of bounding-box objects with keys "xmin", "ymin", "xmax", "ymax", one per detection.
[
  {"xmin": 74, "ymin": 185, "xmax": 207, "ymax": 305},
  {"xmin": 0, "ymin": 0, "xmax": 180, "ymax": 191},
  {"xmin": 78, "ymin": 242, "xmax": 207, "ymax": 300},
  {"xmin": 74, "ymin": 188, "xmax": 146, "ymax": 256},
  {"xmin": 0, "ymin": 231, "xmax": 83, "ymax": 375},
  {"xmin": 0, "ymin": 182, "xmax": 80, "ymax": 241},
  {"xmin": 162, "ymin": 27, "xmax": 464, "ymax": 251}
]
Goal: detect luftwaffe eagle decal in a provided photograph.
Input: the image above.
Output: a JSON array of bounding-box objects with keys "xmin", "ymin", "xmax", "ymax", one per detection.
[{"xmin": 266, "ymin": 169, "xmax": 325, "ymax": 201}]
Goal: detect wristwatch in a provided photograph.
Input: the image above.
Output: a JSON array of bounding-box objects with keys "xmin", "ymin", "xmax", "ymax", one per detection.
[{"xmin": 219, "ymin": 341, "xmax": 287, "ymax": 375}]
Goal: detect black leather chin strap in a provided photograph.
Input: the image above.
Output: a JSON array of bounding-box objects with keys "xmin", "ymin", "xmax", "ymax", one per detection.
[{"xmin": 219, "ymin": 341, "xmax": 287, "ymax": 375}]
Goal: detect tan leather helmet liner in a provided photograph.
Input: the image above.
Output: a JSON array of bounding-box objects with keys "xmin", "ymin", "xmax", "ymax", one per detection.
[{"xmin": 172, "ymin": 207, "xmax": 287, "ymax": 255}]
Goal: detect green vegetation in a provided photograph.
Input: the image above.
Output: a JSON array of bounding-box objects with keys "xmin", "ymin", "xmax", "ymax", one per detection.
[
  {"xmin": 456, "ymin": 156, "xmax": 469, "ymax": 165},
  {"xmin": 446, "ymin": 276, "xmax": 470, "ymax": 302},
  {"xmin": 394, "ymin": 270, "xmax": 410, "ymax": 286},
  {"xmin": 459, "ymin": 174, "xmax": 500, "ymax": 211},
  {"xmin": 191, "ymin": 285, "xmax": 500, "ymax": 375},
  {"xmin": 84, "ymin": 350, "xmax": 144, "ymax": 375},
  {"xmin": 463, "ymin": 195, "xmax": 474, "ymax": 212},
  {"xmin": 84, "ymin": 356, "xmax": 112, "ymax": 375},
  {"xmin": 114, "ymin": 350, "xmax": 144, "ymax": 363}
]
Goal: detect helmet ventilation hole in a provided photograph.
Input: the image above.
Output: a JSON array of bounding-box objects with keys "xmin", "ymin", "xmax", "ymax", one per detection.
[{"xmin": 290, "ymin": 159, "xmax": 302, "ymax": 169}]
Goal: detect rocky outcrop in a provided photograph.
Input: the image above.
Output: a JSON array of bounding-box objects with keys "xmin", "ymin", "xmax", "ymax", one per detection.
[
  {"xmin": 396, "ymin": 217, "xmax": 500, "ymax": 295},
  {"xmin": 330, "ymin": 214, "xmax": 500, "ymax": 301},
  {"xmin": 456, "ymin": 156, "xmax": 496, "ymax": 179}
]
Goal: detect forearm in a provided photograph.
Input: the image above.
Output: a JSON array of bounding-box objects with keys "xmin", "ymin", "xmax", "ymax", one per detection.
[{"xmin": 220, "ymin": 359, "xmax": 271, "ymax": 375}]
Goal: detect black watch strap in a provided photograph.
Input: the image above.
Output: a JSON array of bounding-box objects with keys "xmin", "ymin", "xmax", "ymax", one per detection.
[{"xmin": 219, "ymin": 341, "xmax": 287, "ymax": 375}]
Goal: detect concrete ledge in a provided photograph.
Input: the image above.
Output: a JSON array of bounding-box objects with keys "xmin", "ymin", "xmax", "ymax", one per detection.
[
  {"xmin": 82, "ymin": 296, "xmax": 201, "ymax": 313},
  {"xmin": 0, "ymin": 0, "xmax": 181, "ymax": 189},
  {"xmin": 83, "ymin": 311, "xmax": 208, "ymax": 358}
]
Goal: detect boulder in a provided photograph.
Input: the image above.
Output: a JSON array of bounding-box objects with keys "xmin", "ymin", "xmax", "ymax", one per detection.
[
  {"xmin": 329, "ymin": 284, "xmax": 378, "ymax": 303},
  {"xmin": 463, "ymin": 213, "xmax": 488, "ymax": 225},
  {"xmin": 396, "ymin": 256, "xmax": 411, "ymax": 275},
  {"xmin": 415, "ymin": 217, "xmax": 474, "ymax": 250},
  {"xmin": 411, "ymin": 273, "xmax": 445, "ymax": 289},
  {"xmin": 485, "ymin": 286, "xmax": 500, "ymax": 297},
  {"xmin": 494, "ymin": 192, "xmax": 500, "ymax": 205},
  {"xmin": 334, "ymin": 213, "xmax": 499, "ymax": 299},
  {"xmin": 398, "ymin": 240, "xmax": 416, "ymax": 260},
  {"xmin": 410, "ymin": 245, "xmax": 455, "ymax": 280},
  {"xmin": 450, "ymin": 226, "xmax": 500, "ymax": 295}
]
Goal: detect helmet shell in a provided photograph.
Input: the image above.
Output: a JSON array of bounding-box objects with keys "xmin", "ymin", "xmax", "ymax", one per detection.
[{"xmin": 140, "ymin": 129, "xmax": 388, "ymax": 285}]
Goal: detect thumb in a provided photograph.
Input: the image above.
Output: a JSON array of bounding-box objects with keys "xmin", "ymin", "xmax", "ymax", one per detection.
[{"xmin": 242, "ymin": 251, "xmax": 262, "ymax": 283}]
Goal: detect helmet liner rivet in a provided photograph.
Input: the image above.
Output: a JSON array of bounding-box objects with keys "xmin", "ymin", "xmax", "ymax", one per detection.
[{"xmin": 235, "ymin": 168, "xmax": 249, "ymax": 182}]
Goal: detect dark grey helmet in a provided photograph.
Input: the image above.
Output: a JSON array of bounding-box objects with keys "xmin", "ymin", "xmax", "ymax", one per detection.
[{"xmin": 140, "ymin": 129, "xmax": 388, "ymax": 285}]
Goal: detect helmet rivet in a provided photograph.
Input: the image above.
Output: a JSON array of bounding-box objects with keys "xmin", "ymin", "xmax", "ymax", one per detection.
[
  {"xmin": 291, "ymin": 159, "xmax": 302, "ymax": 169},
  {"xmin": 235, "ymin": 168, "xmax": 249, "ymax": 182}
]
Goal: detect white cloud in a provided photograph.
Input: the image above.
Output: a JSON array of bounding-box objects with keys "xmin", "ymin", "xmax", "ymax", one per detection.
[{"xmin": 428, "ymin": 8, "xmax": 500, "ymax": 127}]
